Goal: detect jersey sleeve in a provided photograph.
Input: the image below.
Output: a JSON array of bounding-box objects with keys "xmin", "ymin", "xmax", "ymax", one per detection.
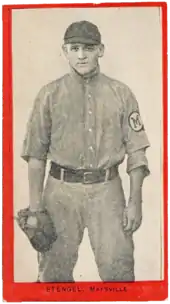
[
  {"xmin": 21, "ymin": 86, "xmax": 52, "ymax": 162},
  {"xmin": 122, "ymin": 88, "xmax": 150, "ymax": 175}
]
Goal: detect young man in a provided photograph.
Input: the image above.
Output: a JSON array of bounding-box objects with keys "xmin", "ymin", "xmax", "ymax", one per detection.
[{"xmin": 21, "ymin": 20, "xmax": 150, "ymax": 282}]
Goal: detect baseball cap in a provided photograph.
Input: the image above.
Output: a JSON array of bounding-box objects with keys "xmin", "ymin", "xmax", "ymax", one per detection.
[{"xmin": 64, "ymin": 20, "xmax": 101, "ymax": 45}]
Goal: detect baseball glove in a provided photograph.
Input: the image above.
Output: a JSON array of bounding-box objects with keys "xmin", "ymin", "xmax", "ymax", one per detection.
[{"xmin": 15, "ymin": 207, "xmax": 57, "ymax": 253}]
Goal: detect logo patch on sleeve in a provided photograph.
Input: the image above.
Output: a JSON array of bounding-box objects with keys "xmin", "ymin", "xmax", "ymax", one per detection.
[{"xmin": 128, "ymin": 111, "xmax": 144, "ymax": 132}]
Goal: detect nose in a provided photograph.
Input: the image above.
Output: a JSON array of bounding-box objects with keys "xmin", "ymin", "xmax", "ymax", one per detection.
[{"xmin": 78, "ymin": 48, "xmax": 86, "ymax": 59}]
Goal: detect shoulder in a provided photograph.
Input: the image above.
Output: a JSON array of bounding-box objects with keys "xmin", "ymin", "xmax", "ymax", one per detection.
[
  {"xmin": 39, "ymin": 74, "xmax": 69, "ymax": 96},
  {"xmin": 100, "ymin": 73, "xmax": 133, "ymax": 98},
  {"xmin": 32, "ymin": 74, "xmax": 69, "ymax": 109}
]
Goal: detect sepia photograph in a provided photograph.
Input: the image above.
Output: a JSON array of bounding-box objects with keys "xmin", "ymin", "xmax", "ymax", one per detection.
[
  {"xmin": 3, "ymin": 2, "xmax": 168, "ymax": 301},
  {"xmin": 13, "ymin": 5, "xmax": 162, "ymax": 282}
]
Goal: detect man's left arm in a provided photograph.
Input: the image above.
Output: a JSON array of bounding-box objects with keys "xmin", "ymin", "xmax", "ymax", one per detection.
[
  {"xmin": 121, "ymin": 87, "xmax": 150, "ymax": 233},
  {"xmin": 123, "ymin": 163, "xmax": 145, "ymax": 232}
]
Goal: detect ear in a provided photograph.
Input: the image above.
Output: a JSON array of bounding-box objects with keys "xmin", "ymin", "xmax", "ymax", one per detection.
[
  {"xmin": 62, "ymin": 44, "xmax": 68, "ymax": 57},
  {"xmin": 98, "ymin": 44, "xmax": 105, "ymax": 58}
]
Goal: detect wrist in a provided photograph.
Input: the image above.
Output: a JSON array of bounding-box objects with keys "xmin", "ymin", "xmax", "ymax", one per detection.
[
  {"xmin": 29, "ymin": 202, "xmax": 43, "ymax": 212},
  {"xmin": 129, "ymin": 192, "xmax": 142, "ymax": 205}
]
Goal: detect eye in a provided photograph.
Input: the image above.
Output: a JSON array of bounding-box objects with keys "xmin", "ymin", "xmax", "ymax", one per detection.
[
  {"xmin": 70, "ymin": 46, "xmax": 79, "ymax": 52},
  {"xmin": 84, "ymin": 46, "xmax": 95, "ymax": 51}
]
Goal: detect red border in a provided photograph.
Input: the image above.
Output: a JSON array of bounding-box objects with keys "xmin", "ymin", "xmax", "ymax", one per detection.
[{"xmin": 3, "ymin": 2, "xmax": 168, "ymax": 301}]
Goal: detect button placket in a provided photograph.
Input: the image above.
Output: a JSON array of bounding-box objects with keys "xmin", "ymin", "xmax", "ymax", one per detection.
[{"xmin": 84, "ymin": 85, "xmax": 96, "ymax": 168}]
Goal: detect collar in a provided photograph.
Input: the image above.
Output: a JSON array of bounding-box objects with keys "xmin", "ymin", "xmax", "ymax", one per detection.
[{"xmin": 70, "ymin": 65, "xmax": 100, "ymax": 84}]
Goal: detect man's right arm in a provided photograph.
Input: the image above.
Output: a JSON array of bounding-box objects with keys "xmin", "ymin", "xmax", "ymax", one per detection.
[
  {"xmin": 21, "ymin": 86, "xmax": 52, "ymax": 211},
  {"xmin": 28, "ymin": 158, "xmax": 47, "ymax": 212}
]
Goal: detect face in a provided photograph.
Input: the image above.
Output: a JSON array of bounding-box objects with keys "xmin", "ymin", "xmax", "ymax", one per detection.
[{"xmin": 62, "ymin": 43, "xmax": 104, "ymax": 76}]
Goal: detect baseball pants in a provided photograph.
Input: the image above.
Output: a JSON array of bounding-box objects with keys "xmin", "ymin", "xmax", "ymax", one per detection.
[{"xmin": 38, "ymin": 173, "xmax": 135, "ymax": 282}]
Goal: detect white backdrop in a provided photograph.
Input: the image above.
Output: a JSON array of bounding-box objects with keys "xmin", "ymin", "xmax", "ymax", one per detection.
[{"xmin": 12, "ymin": 6, "xmax": 163, "ymax": 281}]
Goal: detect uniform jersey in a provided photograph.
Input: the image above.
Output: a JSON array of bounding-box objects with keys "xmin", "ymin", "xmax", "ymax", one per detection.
[{"xmin": 21, "ymin": 68, "xmax": 150, "ymax": 174}]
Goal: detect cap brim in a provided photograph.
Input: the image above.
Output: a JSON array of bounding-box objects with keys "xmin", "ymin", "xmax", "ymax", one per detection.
[{"xmin": 64, "ymin": 36, "xmax": 100, "ymax": 45}]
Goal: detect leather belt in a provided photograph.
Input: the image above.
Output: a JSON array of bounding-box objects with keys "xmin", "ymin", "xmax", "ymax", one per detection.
[{"xmin": 49, "ymin": 162, "xmax": 118, "ymax": 184}]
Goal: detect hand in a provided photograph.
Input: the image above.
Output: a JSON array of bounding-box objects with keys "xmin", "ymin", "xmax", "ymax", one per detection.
[
  {"xmin": 29, "ymin": 204, "xmax": 44, "ymax": 213},
  {"xmin": 28, "ymin": 206, "xmax": 43, "ymax": 227},
  {"xmin": 123, "ymin": 196, "xmax": 142, "ymax": 233},
  {"xmin": 27, "ymin": 215, "xmax": 37, "ymax": 227},
  {"xmin": 27, "ymin": 204, "xmax": 43, "ymax": 228}
]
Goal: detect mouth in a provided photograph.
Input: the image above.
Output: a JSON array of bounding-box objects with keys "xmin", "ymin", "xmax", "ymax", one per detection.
[{"xmin": 77, "ymin": 62, "xmax": 88, "ymax": 66}]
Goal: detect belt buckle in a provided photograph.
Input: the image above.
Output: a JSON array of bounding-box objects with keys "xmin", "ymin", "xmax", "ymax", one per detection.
[{"xmin": 83, "ymin": 171, "xmax": 93, "ymax": 184}]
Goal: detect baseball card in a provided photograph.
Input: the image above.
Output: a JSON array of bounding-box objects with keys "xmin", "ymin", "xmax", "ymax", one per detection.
[{"xmin": 3, "ymin": 1, "xmax": 168, "ymax": 301}]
